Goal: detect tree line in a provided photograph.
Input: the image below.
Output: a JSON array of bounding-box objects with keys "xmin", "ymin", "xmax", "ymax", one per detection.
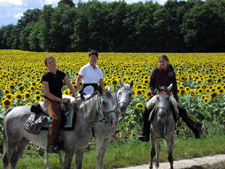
[{"xmin": 0, "ymin": 0, "xmax": 225, "ymax": 52}]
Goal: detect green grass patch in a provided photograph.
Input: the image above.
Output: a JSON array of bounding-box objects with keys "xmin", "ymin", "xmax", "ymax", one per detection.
[{"xmin": 0, "ymin": 134, "xmax": 225, "ymax": 169}]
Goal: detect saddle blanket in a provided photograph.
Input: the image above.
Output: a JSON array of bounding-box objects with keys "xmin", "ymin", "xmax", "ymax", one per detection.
[{"xmin": 42, "ymin": 108, "xmax": 75, "ymax": 130}]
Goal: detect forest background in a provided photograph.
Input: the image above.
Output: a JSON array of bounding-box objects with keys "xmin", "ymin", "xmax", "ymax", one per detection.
[{"xmin": 0, "ymin": 0, "xmax": 225, "ymax": 53}]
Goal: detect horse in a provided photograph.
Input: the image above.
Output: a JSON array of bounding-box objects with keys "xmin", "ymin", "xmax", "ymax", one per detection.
[
  {"xmin": 149, "ymin": 84, "xmax": 176, "ymax": 169},
  {"xmin": 56, "ymin": 79, "xmax": 133, "ymax": 169},
  {"xmin": 3, "ymin": 88, "xmax": 116, "ymax": 169},
  {"xmin": 94, "ymin": 79, "xmax": 133, "ymax": 169}
]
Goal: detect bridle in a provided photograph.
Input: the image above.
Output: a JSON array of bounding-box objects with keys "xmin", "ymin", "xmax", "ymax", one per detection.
[{"xmin": 155, "ymin": 91, "xmax": 170, "ymax": 114}]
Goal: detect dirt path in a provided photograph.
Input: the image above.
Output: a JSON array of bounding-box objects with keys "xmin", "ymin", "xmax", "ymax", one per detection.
[{"xmin": 116, "ymin": 154, "xmax": 225, "ymax": 169}]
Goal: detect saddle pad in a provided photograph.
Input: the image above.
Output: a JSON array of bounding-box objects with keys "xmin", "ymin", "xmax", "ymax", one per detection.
[{"xmin": 42, "ymin": 108, "xmax": 75, "ymax": 130}]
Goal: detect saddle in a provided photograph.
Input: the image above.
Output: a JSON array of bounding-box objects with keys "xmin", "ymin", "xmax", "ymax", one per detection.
[{"xmin": 24, "ymin": 101, "xmax": 74, "ymax": 135}]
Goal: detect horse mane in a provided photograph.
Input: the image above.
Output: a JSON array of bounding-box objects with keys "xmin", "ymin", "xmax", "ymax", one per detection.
[{"xmin": 4, "ymin": 107, "xmax": 14, "ymax": 116}]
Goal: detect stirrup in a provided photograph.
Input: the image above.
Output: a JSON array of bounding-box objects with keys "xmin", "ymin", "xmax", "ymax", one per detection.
[{"xmin": 138, "ymin": 134, "xmax": 149, "ymax": 142}]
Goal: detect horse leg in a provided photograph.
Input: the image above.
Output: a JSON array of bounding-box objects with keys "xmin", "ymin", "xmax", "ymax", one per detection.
[
  {"xmin": 167, "ymin": 137, "xmax": 174, "ymax": 169},
  {"xmin": 45, "ymin": 150, "xmax": 51, "ymax": 169},
  {"xmin": 10, "ymin": 138, "xmax": 29, "ymax": 169},
  {"xmin": 155, "ymin": 139, "xmax": 161, "ymax": 169},
  {"xmin": 3, "ymin": 143, "xmax": 18, "ymax": 169},
  {"xmin": 149, "ymin": 138, "xmax": 156, "ymax": 169},
  {"xmin": 75, "ymin": 148, "xmax": 85, "ymax": 169},
  {"xmin": 96, "ymin": 136, "xmax": 111, "ymax": 169},
  {"xmin": 58, "ymin": 150, "xmax": 64, "ymax": 164}
]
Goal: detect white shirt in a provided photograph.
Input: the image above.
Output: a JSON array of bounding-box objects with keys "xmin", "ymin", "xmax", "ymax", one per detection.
[{"xmin": 79, "ymin": 63, "xmax": 104, "ymax": 84}]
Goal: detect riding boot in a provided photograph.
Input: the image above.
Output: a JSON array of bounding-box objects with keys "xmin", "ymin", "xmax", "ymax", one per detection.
[
  {"xmin": 138, "ymin": 106, "xmax": 152, "ymax": 142},
  {"xmin": 178, "ymin": 107, "xmax": 202, "ymax": 139}
]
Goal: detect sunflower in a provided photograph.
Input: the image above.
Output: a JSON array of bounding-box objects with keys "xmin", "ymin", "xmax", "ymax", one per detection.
[
  {"xmin": 35, "ymin": 90, "xmax": 42, "ymax": 95},
  {"xmin": 9, "ymin": 83, "xmax": 16, "ymax": 91},
  {"xmin": 26, "ymin": 102, "xmax": 33, "ymax": 105},
  {"xmin": 18, "ymin": 85, "xmax": 25, "ymax": 92},
  {"xmin": 3, "ymin": 89, "xmax": 10, "ymax": 95},
  {"xmin": 15, "ymin": 93, "xmax": 23, "ymax": 101},
  {"xmin": 5, "ymin": 94, "xmax": 14, "ymax": 100},
  {"xmin": 111, "ymin": 79, "xmax": 118, "ymax": 86},
  {"xmin": 2, "ymin": 99, "xmax": 12, "ymax": 108},
  {"xmin": 132, "ymin": 90, "xmax": 136, "ymax": 96},
  {"xmin": 29, "ymin": 85, "xmax": 35, "ymax": 91},
  {"xmin": 136, "ymin": 89, "xmax": 143, "ymax": 96},
  {"xmin": 145, "ymin": 91, "xmax": 152, "ymax": 98},
  {"xmin": 24, "ymin": 92, "xmax": 32, "ymax": 99},
  {"xmin": 197, "ymin": 88, "xmax": 204, "ymax": 94},
  {"xmin": 203, "ymin": 97, "xmax": 210, "ymax": 104},
  {"xmin": 178, "ymin": 85, "xmax": 185, "ymax": 90},
  {"xmin": 205, "ymin": 78, "xmax": 213, "ymax": 84},
  {"xmin": 190, "ymin": 89, "xmax": 197, "ymax": 98},
  {"xmin": 133, "ymin": 108, "xmax": 139, "ymax": 113},
  {"xmin": 205, "ymin": 88, "xmax": 210, "ymax": 93},
  {"xmin": 185, "ymin": 87, "xmax": 190, "ymax": 94},
  {"xmin": 136, "ymin": 85, "xmax": 142, "ymax": 89},
  {"xmin": 210, "ymin": 92, "xmax": 218, "ymax": 99},
  {"xmin": 34, "ymin": 95, "xmax": 42, "ymax": 102},
  {"xmin": 201, "ymin": 95, "xmax": 207, "ymax": 101},
  {"xmin": 136, "ymin": 103, "xmax": 145, "ymax": 109}
]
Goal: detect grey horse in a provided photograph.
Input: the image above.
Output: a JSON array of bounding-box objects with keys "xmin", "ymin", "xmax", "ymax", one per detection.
[
  {"xmin": 57, "ymin": 79, "xmax": 133, "ymax": 169},
  {"xmin": 94, "ymin": 79, "xmax": 133, "ymax": 169},
  {"xmin": 149, "ymin": 84, "xmax": 176, "ymax": 169},
  {"xmin": 3, "ymin": 88, "xmax": 116, "ymax": 169}
]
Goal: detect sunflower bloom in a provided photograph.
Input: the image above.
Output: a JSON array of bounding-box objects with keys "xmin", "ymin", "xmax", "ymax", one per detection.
[
  {"xmin": 34, "ymin": 95, "xmax": 41, "ymax": 102},
  {"xmin": 15, "ymin": 93, "xmax": 23, "ymax": 101},
  {"xmin": 203, "ymin": 97, "xmax": 210, "ymax": 104},
  {"xmin": 136, "ymin": 103, "xmax": 145, "ymax": 109},
  {"xmin": 210, "ymin": 92, "xmax": 218, "ymax": 99},
  {"xmin": 111, "ymin": 79, "xmax": 118, "ymax": 86},
  {"xmin": 24, "ymin": 92, "xmax": 31, "ymax": 99},
  {"xmin": 2, "ymin": 99, "xmax": 12, "ymax": 108},
  {"xmin": 136, "ymin": 89, "xmax": 143, "ymax": 96}
]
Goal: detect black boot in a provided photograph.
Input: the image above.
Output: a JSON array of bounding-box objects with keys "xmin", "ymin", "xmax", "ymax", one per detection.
[
  {"xmin": 179, "ymin": 107, "xmax": 202, "ymax": 139},
  {"xmin": 138, "ymin": 107, "xmax": 152, "ymax": 142}
]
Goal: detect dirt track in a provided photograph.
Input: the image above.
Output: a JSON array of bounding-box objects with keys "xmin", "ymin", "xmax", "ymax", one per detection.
[{"xmin": 116, "ymin": 154, "xmax": 225, "ymax": 169}]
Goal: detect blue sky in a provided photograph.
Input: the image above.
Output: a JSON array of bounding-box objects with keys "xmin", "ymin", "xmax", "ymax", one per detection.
[{"xmin": 0, "ymin": 0, "xmax": 167, "ymax": 27}]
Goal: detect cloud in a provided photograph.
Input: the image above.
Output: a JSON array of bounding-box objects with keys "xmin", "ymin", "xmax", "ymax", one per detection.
[
  {"xmin": 0, "ymin": 0, "xmax": 23, "ymax": 6},
  {"xmin": 14, "ymin": 13, "xmax": 24, "ymax": 19}
]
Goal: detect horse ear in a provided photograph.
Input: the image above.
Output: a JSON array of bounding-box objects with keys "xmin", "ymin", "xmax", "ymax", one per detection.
[
  {"xmin": 119, "ymin": 79, "xmax": 124, "ymax": 87},
  {"xmin": 130, "ymin": 80, "xmax": 134, "ymax": 89},
  {"xmin": 157, "ymin": 84, "xmax": 160, "ymax": 91},
  {"xmin": 107, "ymin": 85, "xmax": 111, "ymax": 93},
  {"xmin": 167, "ymin": 83, "xmax": 173, "ymax": 92},
  {"xmin": 98, "ymin": 86, "xmax": 103, "ymax": 94}
]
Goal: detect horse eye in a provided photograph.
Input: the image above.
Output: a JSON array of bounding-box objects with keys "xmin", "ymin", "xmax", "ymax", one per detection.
[{"xmin": 119, "ymin": 92, "xmax": 122, "ymax": 95}]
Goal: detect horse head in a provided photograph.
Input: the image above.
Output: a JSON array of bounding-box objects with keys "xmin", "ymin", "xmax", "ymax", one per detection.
[
  {"xmin": 156, "ymin": 84, "xmax": 173, "ymax": 119},
  {"xmin": 97, "ymin": 87, "xmax": 117, "ymax": 127},
  {"xmin": 114, "ymin": 79, "xmax": 133, "ymax": 112}
]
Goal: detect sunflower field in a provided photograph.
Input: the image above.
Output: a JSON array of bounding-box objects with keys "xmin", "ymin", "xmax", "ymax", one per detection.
[{"xmin": 0, "ymin": 50, "xmax": 225, "ymax": 142}]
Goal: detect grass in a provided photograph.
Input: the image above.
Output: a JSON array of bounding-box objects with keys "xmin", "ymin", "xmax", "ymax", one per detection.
[{"xmin": 0, "ymin": 133, "xmax": 225, "ymax": 169}]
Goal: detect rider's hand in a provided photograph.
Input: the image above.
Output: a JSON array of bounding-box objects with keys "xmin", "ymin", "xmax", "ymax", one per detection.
[
  {"xmin": 75, "ymin": 97, "xmax": 81, "ymax": 105},
  {"xmin": 61, "ymin": 98, "xmax": 70, "ymax": 103}
]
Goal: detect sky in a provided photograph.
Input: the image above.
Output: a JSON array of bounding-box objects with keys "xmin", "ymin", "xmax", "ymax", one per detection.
[{"xmin": 0, "ymin": 0, "xmax": 167, "ymax": 27}]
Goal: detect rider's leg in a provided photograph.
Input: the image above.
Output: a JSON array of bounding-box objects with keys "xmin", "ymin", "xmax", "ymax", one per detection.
[
  {"xmin": 138, "ymin": 106, "xmax": 152, "ymax": 142},
  {"xmin": 178, "ymin": 107, "xmax": 202, "ymax": 139},
  {"xmin": 45, "ymin": 98, "xmax": 61, "ymax": 153}
]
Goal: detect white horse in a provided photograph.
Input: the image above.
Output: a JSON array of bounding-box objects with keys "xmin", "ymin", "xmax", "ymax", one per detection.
[
  {"xmin": 149, "ymin": 84, "xmax": 176, "ymax": 169},
  {"xmin": 56, "ymin": 79, "xmax": 133, "ymax": 169},
  {"xmin": 94, "ymin": 79, "xmax": 133, "ymax": 169},
  {"xmin": 3, "ymin": 88, "xmax": 116, "ymax": 169}
]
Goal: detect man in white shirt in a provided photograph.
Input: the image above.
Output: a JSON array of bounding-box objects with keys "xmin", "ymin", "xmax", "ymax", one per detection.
[{"xmin": 76, "ymin": 50, "xmax": 105, "ymax": 99}]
